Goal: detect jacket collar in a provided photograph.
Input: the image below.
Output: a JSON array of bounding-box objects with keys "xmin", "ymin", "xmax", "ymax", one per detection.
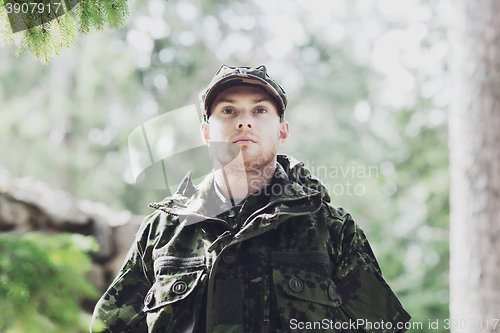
[{"xmin": 149, "ymin": 154, "xmax": 329, "ymax": 225}]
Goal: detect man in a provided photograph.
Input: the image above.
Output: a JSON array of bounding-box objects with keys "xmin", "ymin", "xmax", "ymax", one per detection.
[{"xmin": 91, "ymin": 65, "xmax": 411, "ymax": 332}]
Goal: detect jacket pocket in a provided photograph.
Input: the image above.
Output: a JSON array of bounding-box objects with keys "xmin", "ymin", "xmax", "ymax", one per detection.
[
  {"xmin": 143, "ymin": 267, "xmax": 206, "ymax": 333},
  {"xmin": 144, "ymin": 252, "xmax": 206, "ymax": 333},
  {"xmin": 271, "ymin": 251, "xmax": 343, "ymax": 332},
  {"xmin": 144, "ymin": 269, "xmax": 204, "ymax": 311},
  {"xmin": 146, "ymin": 253, "xmax": 206, "ymax": 312}
]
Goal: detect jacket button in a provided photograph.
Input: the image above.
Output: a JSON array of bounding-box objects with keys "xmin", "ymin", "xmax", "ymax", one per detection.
[
  {"xmin": 288, "ymin": 277, "xmax": 303, "ymax": 292},
  {"xmin": 328, "ymin": 284, "xmax": 337, "ymax": 300},
  {"xmin": 145, "ymin": 290, "xmax": 154, "ymax": 306},
  {"xmin": 222, "ymin": 250, "xmax": 237, "ymax": 264},
  {"xmin": 172, "ymin": 281, "xmax": 188, "ymax": 294}
]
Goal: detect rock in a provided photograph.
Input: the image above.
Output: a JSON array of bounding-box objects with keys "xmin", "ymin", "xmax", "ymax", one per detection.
[
  {"xmin": 87, "ymin": 263, "xmax": 107, "ymax": 292},
  {"xmin": 104, "ymin": 215, "xmax": 143, "ymax": 282},
  {"xmin": 0, "ymin": 164, "xmax": 146, "ymax": 299},
  {"xmin": 91, "ymin": 216, "xmax": 116, "ymax": 263},
  {"xmin": 0, "ymin": 195, "xmax": 32, "ymax": 231}
]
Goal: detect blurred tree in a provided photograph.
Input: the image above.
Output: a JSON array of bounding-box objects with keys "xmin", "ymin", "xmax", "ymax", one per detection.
[
  {"xmin": 449, "ymin": 0, "xmax": 500, "ymax": 331},
  {"xmin": 0, "ymin": 232, "xmax": 100, "ymax": 333}
]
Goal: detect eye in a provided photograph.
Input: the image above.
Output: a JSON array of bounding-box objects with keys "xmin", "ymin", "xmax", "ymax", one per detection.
[
  {"xmin": 221, "ymin": 108, "xmax": 235, "ymax": 115},
  {"xmin": 255, "ymin": 108, "xmax": 267, "ymax": 114}
]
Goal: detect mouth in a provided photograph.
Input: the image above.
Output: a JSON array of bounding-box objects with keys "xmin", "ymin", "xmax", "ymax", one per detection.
[{"xmin": 233, "ymin": 137, "xmax": 256, "ymax": 144}]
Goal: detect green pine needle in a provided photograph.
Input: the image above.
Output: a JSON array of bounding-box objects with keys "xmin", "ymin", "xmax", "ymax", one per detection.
[{"xmin": 0, "ymin": 0, "xmax": 135, "ymax": 64}]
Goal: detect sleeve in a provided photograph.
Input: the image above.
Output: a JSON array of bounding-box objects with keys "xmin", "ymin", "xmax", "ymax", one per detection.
[
  {"xmin": 90, "ymin": 213, "xmax": 159, "ymax": 333},
  {"xmin": 331, "ymin": 208, "xmax": 412, "ymax": 333}
]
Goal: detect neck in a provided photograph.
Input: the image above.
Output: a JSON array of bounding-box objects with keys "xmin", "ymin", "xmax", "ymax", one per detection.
[{"xmin": 214, "ymin": 156, "xmax": 276, "ymax": 203}]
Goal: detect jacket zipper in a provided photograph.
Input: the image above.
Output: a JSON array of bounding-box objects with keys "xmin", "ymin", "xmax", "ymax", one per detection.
[
  {"xmin": 205, "ymin": 202, "xmax": 320, "ymax": 333},
  {"xmin": 263, "ymin": 274, "xmax": 270, "ymax": 323},
  {"xmin": 206, "ymin": 254, "xmax": 219, "ymax": 333}
]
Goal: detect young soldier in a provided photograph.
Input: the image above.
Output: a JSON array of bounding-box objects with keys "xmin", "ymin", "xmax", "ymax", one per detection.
[{"xmin": 91, "ymin": 65, "xmax": 411, "ymax": 332}]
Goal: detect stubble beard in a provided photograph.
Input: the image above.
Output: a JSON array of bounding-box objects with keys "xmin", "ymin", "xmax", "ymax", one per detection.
[
  {"xmin": 212, "ymin": 142, "xmax": 278, "ymax": 191},
  {"xmin": 242, "ymin": 144, "xmax": 278, "ymax": 193},
  {"xmin": 244, "ymin": 150, "xmax": 276, "ymax": 174},
  {"xmin": 212, "ymin": 142, "xmax": 277, "ymax": 172}
]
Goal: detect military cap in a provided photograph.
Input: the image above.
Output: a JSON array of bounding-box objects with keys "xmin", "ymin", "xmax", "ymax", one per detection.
[{"xmin": 199, "ymin": 64, "xmax": 288, "ymax": 121}]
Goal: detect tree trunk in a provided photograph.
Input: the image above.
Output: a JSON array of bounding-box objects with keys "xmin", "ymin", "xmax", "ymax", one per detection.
[{"xmin": 449, "ymin": 0, "xmax": 500, "ymax": 332}]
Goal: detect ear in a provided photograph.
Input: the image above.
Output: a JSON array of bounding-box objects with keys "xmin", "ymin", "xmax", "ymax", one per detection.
[
  {"xmin": 201, "ymin": 123, "xmax": 210, "ymax": 146},
  {"xmin": 278, "ymin": 121, "xmax": 290, "ymax": 146}
]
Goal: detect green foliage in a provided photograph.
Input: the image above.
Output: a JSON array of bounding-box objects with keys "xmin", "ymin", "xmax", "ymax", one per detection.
[
  {"xmin": 0, "ymin": 0, "xmax": 129, "ymax": 64},
  {"xmin": 0, "ymin": 232, "xmax": 99, "ymax": 333}
]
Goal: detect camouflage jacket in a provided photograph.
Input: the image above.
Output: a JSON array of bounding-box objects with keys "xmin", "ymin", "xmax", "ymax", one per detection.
[{"xmin": 91, "ymin": 155, "xmax": 411, "ymax": 333}]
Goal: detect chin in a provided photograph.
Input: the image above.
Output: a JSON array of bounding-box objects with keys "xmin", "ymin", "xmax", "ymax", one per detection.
[{"xmin": 242, "ymin": 151, "xmax": 277, "ymax": 172}]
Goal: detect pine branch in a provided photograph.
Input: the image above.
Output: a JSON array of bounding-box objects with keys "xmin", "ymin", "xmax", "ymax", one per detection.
[
  {"xmin": 0, "ymin": 0, "xmax": 16, "ymax": 47},
  {"xmin": 105, "ymin": 0, "xmax": 128, "ymax": 28},
  {"xmin": 77, "ymin": 0, "xmax": 93, "ymax": 33},
  {"xmin": 0, "ymin": 0, "xmax": 134, "ymax": 64},
  {"xmin": 36, "ymin": 12, "xmax": 54, "ymax": 63},
  {"xmin": 21, "ymin": 26, "xmax": 41, "ymax": 59},
  {"xmin": 50, "ymin": 9, "xmax": 75, "ymax": 50},
  {"xmin": 51, "ymin": 13, "xmax": 65, "ymax": 50},
  {"xmin": 39, "ymin": 20, "xmax": 57, "ymax": 63},
  {"xmin": 96, "ymin": 0, "xmax": 102, "ymax": 30},
  {"xmin": 58, "ymin": 0, "xmax": 76, "ymax": 47}
]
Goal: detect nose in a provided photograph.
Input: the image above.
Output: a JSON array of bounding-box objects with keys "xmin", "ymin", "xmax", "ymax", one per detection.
[
  {"xmin": 236, "ymin": 113, "xmax": 253, "ymax": 129},
  {"xmin": 238, "ymin": 122, "xmax": 252, "ymax": 129}
]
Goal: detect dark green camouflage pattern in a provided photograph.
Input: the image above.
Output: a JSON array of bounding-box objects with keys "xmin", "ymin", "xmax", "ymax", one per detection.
[{"xmin": 91, "ymin": 154, "xmax": 411, "ymax": 333}]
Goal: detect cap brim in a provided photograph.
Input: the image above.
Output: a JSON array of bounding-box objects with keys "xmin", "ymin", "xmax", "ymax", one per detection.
[{"xmin": 204, "ymin": 74, "xmax": 285, "ymax": 115}]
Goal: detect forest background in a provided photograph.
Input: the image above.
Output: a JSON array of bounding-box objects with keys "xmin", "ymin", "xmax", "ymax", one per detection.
[{"xmin": 0, "ymin": 0, "xmax": 451, "ymax": 331}]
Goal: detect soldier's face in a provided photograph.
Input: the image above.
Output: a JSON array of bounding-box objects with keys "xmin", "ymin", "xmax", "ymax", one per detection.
[{"xmin": 201, "ymin": 85, "xmax": 289, "ymax": 170}]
